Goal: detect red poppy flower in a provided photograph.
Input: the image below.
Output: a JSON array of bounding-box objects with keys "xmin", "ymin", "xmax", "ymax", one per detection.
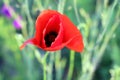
[{"xmin": 20, "ymin": 10, "xmax": 84, "ymax": 52}]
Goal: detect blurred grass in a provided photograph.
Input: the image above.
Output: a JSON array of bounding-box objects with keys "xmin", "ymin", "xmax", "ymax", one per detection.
[{"xmin": 0, "ymin": 0, "xmax": 120, "ymax": 80}]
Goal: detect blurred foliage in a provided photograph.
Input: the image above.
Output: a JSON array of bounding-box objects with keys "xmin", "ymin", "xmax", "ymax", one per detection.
[
  {"xmin": 110, "ymin": 66, "xmax": 120, "ymax": 80},
  {"xmin": 0, "ymin": 0, "xmax": 120, "ymax": 80}
]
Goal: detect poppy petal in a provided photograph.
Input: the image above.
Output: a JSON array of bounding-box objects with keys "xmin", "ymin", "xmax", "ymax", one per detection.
[
  {"xmin": 66, "ymin": 35, "xmax": 84, "ymax": 52},
  {"xmin": 42, "ymin": 14, "xmax": 63, "ymax": 48},
  {"xmin": 51, "ymin": 23, "xmax": 63, "ymax": 47},
  {"xmin": 61, "ymin": 14, "xmax": 84, "ymax": 52},
  {"xmin": 43, "ymin": 34, "xmax": 78, "ymax": 51},
  {"xmin": 20, "ymin": 38, "xmax": 38, "ymax": 50},
  {"xmin": 35, "ymin": 10, "xmax": 60, "ymax": 47}
]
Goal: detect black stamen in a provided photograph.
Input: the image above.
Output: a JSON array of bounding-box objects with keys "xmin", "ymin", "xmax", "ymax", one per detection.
[{"xmin": 44, "ymin": 31, "xmax": 58, "ymax": 47}]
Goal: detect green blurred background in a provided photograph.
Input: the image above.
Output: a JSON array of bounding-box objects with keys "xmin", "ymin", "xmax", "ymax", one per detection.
[{"xmin": 0, "ymin": 0, "xmax": 120, "ymax": 80}]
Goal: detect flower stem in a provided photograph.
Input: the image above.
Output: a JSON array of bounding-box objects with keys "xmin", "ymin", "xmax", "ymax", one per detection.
[
  {"xmin": 25, "ymin": 0, "xmax": 34, "ymax": 37},
  {"xmin": 43, "ymin": 52, "xmax": 49, "ymax": 80},
  {"xmin": 90, "ymin": 20, "xmax": 119, "ymax": 80},
  {"xmin": 89, "ymin": 8, "xmax": 120, "ymax": 79},
  {"xmin": 67, "ymin": 50, "xmax": 75, "ymax": 80},
  {"xmin": 43, "ymin": 61, "xmax": 47, "ymax": 80},
  {"xmin": 58, "ymin": 0, "xmax": 66, "ymax": 14},
  {"xmin": 94, "ymin": 0, "xmax": 117, "ymax": 51},
  {"xmin": 36, "ymin": 0, "xmax": 44, "ymax": 11},
  {"xmin": 35, "ymin": 50, "xmax": 49, "ymax": 80},
  {"xmin": 73, "ymin": 0, "xmax": 80, "ymax": 23}
]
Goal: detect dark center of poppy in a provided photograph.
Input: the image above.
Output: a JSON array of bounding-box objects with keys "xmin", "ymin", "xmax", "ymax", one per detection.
[{"xmin": 44, "ymin": 31, "xmax": 58, "ymax": 47}]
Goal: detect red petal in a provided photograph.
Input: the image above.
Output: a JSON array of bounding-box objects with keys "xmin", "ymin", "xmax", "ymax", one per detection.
[
  {"xmin": 51, "ymin": 23, "xmax": 63, "ymax": 47},
  {"xmin": 42, "ymin": 15, "xmax": 63, "ymax": 48},
  {"xmin": 35, "ymin": 10, "xmax": 61, "ymax": 47},
  {"xmin": 66, "ymin": 35, "xmax": 84, "ymax": 52},
  {"xmin": 60, "ymin": 14, "xmax": 84, "ymax": 52},
  {"xmin": 20, "ymin": 38, "xmax": 38, "ymax": 50},
  {"xmin": 43, "ymin": 35, "xmax": 76, "ymax": 51}
]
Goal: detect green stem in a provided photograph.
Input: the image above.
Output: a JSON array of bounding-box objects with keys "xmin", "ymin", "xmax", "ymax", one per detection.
[
  {"xmin": 43, "ymin": 52, "xmax": 49, "ymax": 80},
  {"xmin": 25, "ymin": 0, "xmax": 34, "ymax": 37},
  {"xmin": 67, "ymin": 50, "xmax": 75, "ymax": 80},
  {"xmin": 36, "ymin": 0, "xmax": 44, "ymax": 11},
  {"xmin": 43, "ymin": 61, "xmax": 47, "ymax": 80},
  {"xmin": 73, "ymin": 0, "xmax": 80, "ymax": 23},
  {"xmin": 48, "ymin": 52, "xmax": 54, "ymax": 80},
  {"xmin": 58, "ymin": 0, "xmax": 66, "ymax": 14},
  {"xmin": 94, "ymin": 0, "xmax": 117, "ymax": 49},
  {"xmin": 55, "ymin": 51, "xmax": 62, "ymax": 80},
  {"xmin": 89, "ymin": 18, "xmax": 120, "ymax": 80},
  {"xmin": 87, "ymin": 1, "xmax": 119, "ymax": 79},
  {"xmin": 35, "ymin": 51, "xmax": 49, "ymax": 80},
  {"xmin": 44, "ymin": 0, "xmax": 50, "ymax": 9}
]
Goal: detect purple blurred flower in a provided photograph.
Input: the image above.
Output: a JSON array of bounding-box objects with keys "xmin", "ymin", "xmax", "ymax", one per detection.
[
  {"xmin": 1, "ymin": 4, "xmax": 13, "ymax": 18},
  {"xmin": 13, "ymin": 16, "xmax": 23, "ymax": 30}
]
